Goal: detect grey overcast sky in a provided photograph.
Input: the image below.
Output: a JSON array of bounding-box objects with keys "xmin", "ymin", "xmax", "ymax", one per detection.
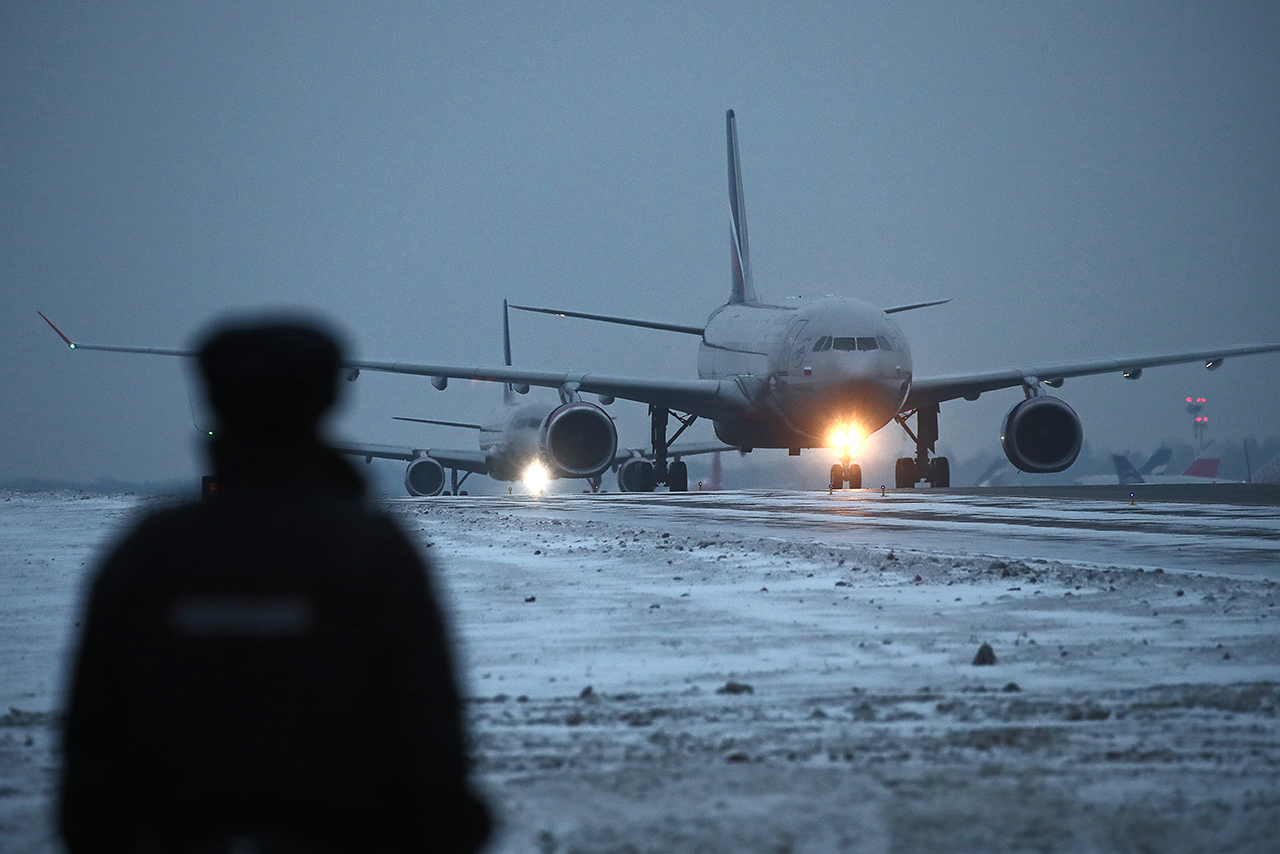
[{"xmin": 3, "ymin": 1, "xmax": 1278, "ymax": 489}]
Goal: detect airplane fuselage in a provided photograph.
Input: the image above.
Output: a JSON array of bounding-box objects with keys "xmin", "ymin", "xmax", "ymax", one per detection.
[{"xmin": 697, "ymin": 296, "xmax": 912, "ymax": 450}]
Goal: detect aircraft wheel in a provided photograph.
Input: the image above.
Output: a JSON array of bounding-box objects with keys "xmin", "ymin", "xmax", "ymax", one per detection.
[
  {"xmin": 830, "ymin": 464, "xmax": 845, "ymax": 490},
  {"xmin": 928, "ymin": 456, "xmax": 951, "ymax": 488},
  {"xmin": 845, "ymin": 464, "xmax": 862, "ymax": 489},
  {"xmin": 895, "ymin": 457, "xmax": 916, "ymax": 489},
  {"xmin": 667, "ymin": 461, "xmax": 688, "ymax": 492}
]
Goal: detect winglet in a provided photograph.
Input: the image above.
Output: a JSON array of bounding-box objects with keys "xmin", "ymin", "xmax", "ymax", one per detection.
[
  {"xmin": 726, "ymin": 110, "xmax": 757, "ymax": 305},
  {"xmin": 38, "ymin": 312, "xmax": 75, "ymax": 347}
]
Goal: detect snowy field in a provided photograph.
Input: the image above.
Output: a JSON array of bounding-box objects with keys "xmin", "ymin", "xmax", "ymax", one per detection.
[{"xmin": 2, "ymin": 488, "xmax": 1278, "ymax": 853}]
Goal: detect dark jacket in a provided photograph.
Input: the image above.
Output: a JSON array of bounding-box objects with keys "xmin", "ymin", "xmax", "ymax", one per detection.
[{"xmin": 60, "ymin": 439, "xmax": 490, "ymax": 854}]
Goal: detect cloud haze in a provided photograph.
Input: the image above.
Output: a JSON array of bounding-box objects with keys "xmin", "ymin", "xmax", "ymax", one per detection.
[{"xmin": 3, "ymin": 2, "xmax": 1277, "ymax": 489}]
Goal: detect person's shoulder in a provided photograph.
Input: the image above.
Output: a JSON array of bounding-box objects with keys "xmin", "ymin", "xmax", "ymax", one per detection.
[
  {"xmin": 88, "ymin": 500, "xmax": 206, "ymax": 594},
  {"xmin": 283, "ymin": 495, "xmax": 423, "ymax": 561},
  {"xmin": 112, "ymin": 499, "xmax": 207, "ymax": 544}
]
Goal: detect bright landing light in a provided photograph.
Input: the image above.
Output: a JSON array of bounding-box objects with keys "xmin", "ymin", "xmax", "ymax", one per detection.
[
  {"xmin": 828, "ymin": 423, "xmax": 862, "ymax": 459},
  {"xmin": 522, "ymin": 461, "xmax": 550, "ymax": 495}
]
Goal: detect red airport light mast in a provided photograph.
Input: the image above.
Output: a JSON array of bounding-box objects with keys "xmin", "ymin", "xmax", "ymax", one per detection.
[{"xmin": 1186, "ymin": 396, "xmax": 1208, "ymax": 452}]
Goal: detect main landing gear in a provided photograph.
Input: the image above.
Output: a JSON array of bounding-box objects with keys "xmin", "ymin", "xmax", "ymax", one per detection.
[
  {"xmin": 645, "ymin": 405, "xmax": 692, "ymax": 492},
  {"xmin": 893, "ymin": 403, "xmax": 950, "ymax": 489},
  {"xmin": 829, "ymin": 461, "xmax": 862, "ymax": 490}
]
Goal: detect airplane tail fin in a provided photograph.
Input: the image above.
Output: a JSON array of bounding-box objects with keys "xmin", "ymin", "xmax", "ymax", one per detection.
[
  {"xmin": 503, "ymin": 300, "xmax": 515, "ymax": 406},
  {"xmin": 1253, "ymin": 452, "xmax": 1280, "ymax": 484},
  {"xmin": 726, "ymin": 110, "xmax": 757, "ymax": 305}
]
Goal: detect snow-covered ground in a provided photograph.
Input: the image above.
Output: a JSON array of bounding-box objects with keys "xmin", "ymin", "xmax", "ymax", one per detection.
[{"xmin": 2, "ymin": 489, "xmax": 1278, "ymax": 852}]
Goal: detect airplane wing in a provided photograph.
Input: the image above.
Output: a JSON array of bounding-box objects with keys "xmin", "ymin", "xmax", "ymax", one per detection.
[
  {"xmin": 330, "ymin": 440, "xmax": 490, "ymax": 474},
  {"xmin": 40, "ymin": 313, "xmax": 756, "ymax": 422},
  {"xmin": 348, "ymin": 359, "xmax": 756, "ymax": 421},
  {"xmin": 48, "ymin": 313, "xmax": 1279, "ymax": 428},
  {"xmin": 905, "ymin": 342, "xmax": 1280, "ymax": 409}
]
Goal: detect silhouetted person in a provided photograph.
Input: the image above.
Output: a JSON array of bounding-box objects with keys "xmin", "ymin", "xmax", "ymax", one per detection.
[{"xmin": 60, "ymin": 319, "xmax": 490, "ymax": 854}]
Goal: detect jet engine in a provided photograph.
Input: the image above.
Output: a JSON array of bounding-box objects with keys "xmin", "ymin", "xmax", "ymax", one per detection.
[
  {"xmin": 404, "ymin": 456, "xmax": 446, "ymax": 496},
  {"xmin": 1001, "ymin": 396, "xmax": 1083, "ymax": 473},
  {"xmin": 540, "ymin": 401, "xmax": 618, "ymax": 479},
  {"xmin": 617, "ymin": 457, "xmax": 657, "ymax": 492}
]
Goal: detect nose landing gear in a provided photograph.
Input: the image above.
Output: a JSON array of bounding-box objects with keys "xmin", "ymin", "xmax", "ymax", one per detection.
[{"xmin": 830, "ymin": 461, "xmax": 862, "ymax": 489}]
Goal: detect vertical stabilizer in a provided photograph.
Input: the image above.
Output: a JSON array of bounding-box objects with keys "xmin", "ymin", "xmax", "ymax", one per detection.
[
  {"xmin": 502, "ymin": 300, "xmax": 515, "ymax": 406},
  {"xmin": 726, "ymin": 110, "xmax": 757, "ymax": 304}
]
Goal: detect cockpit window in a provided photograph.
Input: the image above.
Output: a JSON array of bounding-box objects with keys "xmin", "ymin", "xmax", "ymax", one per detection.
[
  {"xmin": 876, "ymin": 335, "xmax": 893, "ymax": 351},
  {"xmin": 824, "ymin": 336, "xmax": 882, "ymax": 352}
]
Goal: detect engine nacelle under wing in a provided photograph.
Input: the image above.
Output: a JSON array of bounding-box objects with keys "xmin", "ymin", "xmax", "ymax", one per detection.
[
  {"xmin": 540, "ymin": 401, "xmax": 618, "ymax": 479},
  {"xmin": 404, "ymin": 456, "xmax": 446, "ymax": 496},
  {"xmin": 617, "ymin": 457, "xmax": 656, "ymax": 492},
  {"xmin": 1001, "ymin": 396, "xmax": 1083, "ymax": 473}
]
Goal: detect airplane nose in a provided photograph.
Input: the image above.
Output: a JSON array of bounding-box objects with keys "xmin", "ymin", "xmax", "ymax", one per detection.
[
  {"xmin": 824, "ymin": 358, "xmax": 890, "ymax": 398},
  {"xmin": 820, "ymin": 370, "xmax": 902, "ymax": 429}
]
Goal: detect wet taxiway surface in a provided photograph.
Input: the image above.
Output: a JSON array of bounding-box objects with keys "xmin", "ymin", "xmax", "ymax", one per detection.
[
  {"xmin": 3, "ymin": 488, "xmax": 1277, "ymax": 853},
  {"xmin": 506, "ymin": 488, "xmax": 1280, "ymax": 580}
]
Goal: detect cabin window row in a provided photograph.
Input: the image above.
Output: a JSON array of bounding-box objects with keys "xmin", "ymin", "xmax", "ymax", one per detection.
[{"xmin": 812, "ymin": 335, "xmax": 893, "ymax": 352}]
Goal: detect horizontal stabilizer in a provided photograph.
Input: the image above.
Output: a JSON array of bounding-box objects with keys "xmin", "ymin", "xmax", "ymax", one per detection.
[
  {"xmin": 884, "ymin": 298, "xmax": 952, "ymax": 315},
  {"xmin": 612, "ymin": 442, "xmax": 739, "ymax": 466},
  {"xmin": 331, "ymin": 441, "xmax": 490, "ymax": 474},
  {"xmin": 508, "ymin": 303, "xmax": 704, "ymax": 335},
  {"xmin": 393, "ymin": 416, "xmax": 483, "ymax": 430}
]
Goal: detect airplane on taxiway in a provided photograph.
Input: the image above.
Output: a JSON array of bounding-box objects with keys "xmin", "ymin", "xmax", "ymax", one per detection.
[
  {"xmin": 40, "ymin": 110, "xmax": 1280, "ymax": 494},
  {"xmin": 333, "ymin": 301, "xmax": 734, "ymax": 496}
]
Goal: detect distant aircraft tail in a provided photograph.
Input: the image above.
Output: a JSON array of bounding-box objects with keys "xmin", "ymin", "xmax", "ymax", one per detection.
[
  {"xmin": 1182, "ymin": 457, "xmax": 1221, "ymax": 479},
  {"xmin": 1253, "ymin": 452, "xmax": 1280, "ymax": 484},
  {"xmin": 1138, "ymin": 446, "xmax": 1173, "ymax": 476},
  {"xmin": 726, "ymin": 110, "xmax": 757, "ymax": 305},
  {"xmin": 1112, "ymin": 454, "xmax": 1144, "ymax": 485}
]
